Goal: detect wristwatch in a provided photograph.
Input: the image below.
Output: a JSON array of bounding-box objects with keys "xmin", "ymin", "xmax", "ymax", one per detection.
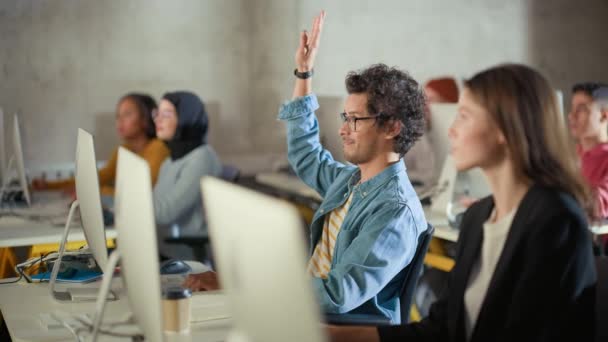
[{"xmin": 294, "ymin": 68, "xmax": 314, "ymax": 79}]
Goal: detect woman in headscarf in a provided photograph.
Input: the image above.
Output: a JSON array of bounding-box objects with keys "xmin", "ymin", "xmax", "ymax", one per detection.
[{"xmin": 153, "ymin": 91, "xmax": 222, "ymax": 261}]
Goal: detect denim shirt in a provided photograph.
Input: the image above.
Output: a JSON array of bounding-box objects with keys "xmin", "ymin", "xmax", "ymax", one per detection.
[{"xmin": 278, "ymin": 94, "xmax": 428, "ymax": 323}]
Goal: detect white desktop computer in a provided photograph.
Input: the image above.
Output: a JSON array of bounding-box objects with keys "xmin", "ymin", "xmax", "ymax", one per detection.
[
  {"xmin": 48, "ymin": 129, "xmax": 113, "ymax": 302},
  {"xmin": 12, "ymin": 113, "xmax": 31, "ymax": 206},
  {"xmin": 555, "ymin": 89, "xmax": 564, "ymax": 116},
  {"xmin": 92, "ymin": 147, "xmax": 164, "ymax": 342},
  {"xmin": 201, "ymin": 177, "xmax": 327, "ymax": 342},
  {"xmin": 0, "ymin": 113, "xmax": 33, "ymax": 206}
]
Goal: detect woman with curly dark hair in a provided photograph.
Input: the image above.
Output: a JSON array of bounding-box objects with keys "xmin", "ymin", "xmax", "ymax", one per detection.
[{"xmin": 329, "ymin": 64, "xmax": 597, "ymax": 342}]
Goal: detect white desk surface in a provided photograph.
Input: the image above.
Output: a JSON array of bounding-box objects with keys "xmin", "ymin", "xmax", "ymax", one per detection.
[
  {"xmin": 255, "ymin": 172, "xmax": 323, "ymax": 201},
  {"xmin": 0, "ymin": 279, "xmax": 231, "ymax": 341},
  {"xmin": 0, "ymin": 194, "xmax": 118, "ymax": 248},
  {"xmin": 256, "ymin": 172, "xmax": 460, "ymax": 243},
  {"xmin": 424, "ymin": 208, "xmax": 459, "ymax": 242},
  {"xmin": 0, "ymin": 215, "xmax": 117, "ymax": 248},
  {"xmin": 425, "ymin": 207, "xmax": 608, "ymax": 242},
  {"xmin": 591, "ymin": 224, "xmax": 608, "ymax": 235}
]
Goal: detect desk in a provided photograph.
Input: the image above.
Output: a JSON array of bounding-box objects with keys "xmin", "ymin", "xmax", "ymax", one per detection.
[
  {"xmin": 254, "ymin": 172, "xmax": 460, "ymax": 272},
  {"xmin": 255, "ymin": 173, "xmax": 460, "ymax": 242},
  {"xmin": 0, "ymin": 216, "xmax": 117, "ymax": 248},
  {"xmin": 0, "ymin": 207, "xmax": 117, "ymax": 279},
  {"xmin": 255, "ymin": 172, "xmax": 322, "ymax": 202},
  {"xmin": 591, "ymin": 224, "xmax": 608, "ymax": 235},
  {"xmin": 422, "ymin": 208, "xmax": 458, "ymax": 272},
  {"xmin": 0, "ymin": 193, "xmax": 117, "ymax": 248},
  {"xmin": 423, "ymin": 208, "xmax": 459, "ymax": 243},
  {"xmin": 0, "ymin": 279, "xmax": 231, "ymax": 341}
]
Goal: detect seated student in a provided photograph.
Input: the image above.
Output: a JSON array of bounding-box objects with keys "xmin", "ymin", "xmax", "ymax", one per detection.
[
  {"xmin": 33, "ymin": 93, "xmax": 169, "ymax": 195},
  {"xmin": 328, "ymin": 64, "xmax": 597, "ymax": 342},
  {"xmin": 185, "ymin": 11, "xmax": 428, "ymax": 324},
  {"xmin": 153, "ymin": 91, "xmax": 222, "ymax": 261},
  {"xmin": 569, "ymin": 83, "xmax": 608, "ymax": 253},
  {"xmin": 404, "ymin": 77, "xmax": 459, "ymax": 187},
  {"xmin": 569, "ymin": 84, "xmax": 608, "ymax": 217}
]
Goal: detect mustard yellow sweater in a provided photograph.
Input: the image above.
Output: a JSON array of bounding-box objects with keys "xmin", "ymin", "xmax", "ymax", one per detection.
[{"xmin": 46, "ymin": 138, "xmax": 169, "ymax": 195}]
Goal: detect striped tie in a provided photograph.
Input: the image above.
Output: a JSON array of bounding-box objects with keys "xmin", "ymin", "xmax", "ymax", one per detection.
[{"xmin": 308, "ymin": 193, "xmax": 354, "ymax": 279}]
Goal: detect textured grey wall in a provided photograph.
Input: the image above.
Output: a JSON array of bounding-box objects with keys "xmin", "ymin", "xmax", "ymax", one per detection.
[
  {"xmin": 0, "ymin": 0, "xmax": 253, "ymax": 172},
  {"xmin": 0, "ymin": 0, "xmax": 606, "ymax": 175}
]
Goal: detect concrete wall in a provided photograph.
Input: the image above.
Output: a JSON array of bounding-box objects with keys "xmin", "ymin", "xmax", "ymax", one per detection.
[
  {"xmin": 0, "ymin": 0, "xmax": 606, "ymax": 176},
  {"xmin": 0, "ymin": 0, "xmax": 253, "ymax": 174}
]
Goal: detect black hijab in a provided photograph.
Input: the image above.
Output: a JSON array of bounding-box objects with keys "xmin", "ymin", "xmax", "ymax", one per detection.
[{"xmin": 161, "ymin": 91, "xmax": 209, "ymax": 160}]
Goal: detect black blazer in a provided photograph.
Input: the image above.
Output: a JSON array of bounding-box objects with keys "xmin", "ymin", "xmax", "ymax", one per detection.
[{"xmin": 379, "ymin": 184, "xmax": 597, "ymax": 342}]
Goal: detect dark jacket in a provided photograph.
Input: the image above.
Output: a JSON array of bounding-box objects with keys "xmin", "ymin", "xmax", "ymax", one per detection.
[{"xmin": 379, "ymin": 184, "xmax": 597, "ymax": 342}]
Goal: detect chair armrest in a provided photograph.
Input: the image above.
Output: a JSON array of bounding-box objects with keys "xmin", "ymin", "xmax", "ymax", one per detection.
[
  {"xmin": 324, "ymin": 313, "xmax": 393, "ymax": 326},
  {"xmin": 164, "ymin": 236, "xmax": 209, "ymax": 247}
]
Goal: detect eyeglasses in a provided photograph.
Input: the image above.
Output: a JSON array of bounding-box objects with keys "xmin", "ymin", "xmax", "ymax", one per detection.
[{"xmin": 339, "ymin": 112, "xmax": 381, "ymax": 132}]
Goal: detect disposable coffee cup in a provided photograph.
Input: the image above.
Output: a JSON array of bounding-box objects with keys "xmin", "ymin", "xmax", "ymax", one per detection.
[{"xmin": 162, "ymin": 286, "xmax": 192, "ymax": 333}]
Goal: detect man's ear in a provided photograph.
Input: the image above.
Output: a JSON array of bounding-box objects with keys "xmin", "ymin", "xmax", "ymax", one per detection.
[
  {"xmin": 384, "ymin": 119, "xmax": 402, "ymax": 140},
  {"xmin": 601, "ymin": 108, "xmax": 608, "ymax": 122}
]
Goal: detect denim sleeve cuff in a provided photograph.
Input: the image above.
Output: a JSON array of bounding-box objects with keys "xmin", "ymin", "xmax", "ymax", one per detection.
[{"xmin": 277, "ymin": 93, "xmax": 319, "ymax": 120}]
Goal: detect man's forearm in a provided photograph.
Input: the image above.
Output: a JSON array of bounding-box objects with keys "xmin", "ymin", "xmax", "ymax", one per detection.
[{"xmin": 292, "ymin": 71, "xmax": 313, "ymax": 99}]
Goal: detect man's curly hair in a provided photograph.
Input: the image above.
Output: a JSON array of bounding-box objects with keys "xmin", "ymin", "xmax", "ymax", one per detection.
[{"xmin": 345, "ymin": 64, "xmax": 426, "ymax": 157}]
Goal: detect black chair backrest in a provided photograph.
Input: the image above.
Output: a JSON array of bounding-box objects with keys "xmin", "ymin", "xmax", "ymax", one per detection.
[
  {"xmin": 399, "ymin": 224, "xmax": 434, "ymax": 323},
  {"xmin": 596, "ymin": 256, "xmax": 608, "ymax": 342}
]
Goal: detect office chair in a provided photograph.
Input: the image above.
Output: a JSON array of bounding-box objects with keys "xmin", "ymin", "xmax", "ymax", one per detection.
[
  {"xmin": 325, "ymin": 224, "xmax": 435, "ymax": 326},
  {"xmin": 596, "ymin": 256, "xmax": 608, "ymax": 342}
]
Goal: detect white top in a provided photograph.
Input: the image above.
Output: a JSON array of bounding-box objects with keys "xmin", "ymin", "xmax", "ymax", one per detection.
[{"xmin": 464, "ymin": 207, "xmax": 516, "ymax": 339}]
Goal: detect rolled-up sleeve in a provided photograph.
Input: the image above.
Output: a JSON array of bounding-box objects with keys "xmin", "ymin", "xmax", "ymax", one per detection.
[{"xmin": 278, "ymin": 94, "xmax": 347, "ymax": 197}]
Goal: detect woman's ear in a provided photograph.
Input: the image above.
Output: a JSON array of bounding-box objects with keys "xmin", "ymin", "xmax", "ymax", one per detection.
[{"xmin": 497, "ymin": 129, "xmax": 507, "ymax": 145}]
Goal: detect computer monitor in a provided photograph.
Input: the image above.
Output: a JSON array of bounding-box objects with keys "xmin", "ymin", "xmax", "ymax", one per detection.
[
  {"xmin": 111, "ymin": 147, "xmax": 164, "ymax": 342},
  {"xmin": 555, "ymin": 89, "xmax": 564, "ymax": 116},
  {"xmin": 49, "ymin": 129, "xmax": 112, "ymax": 301},
  {"xmin": 427, "ymin": 103, "xmax": 457, "ymax": 179},
  {"xmin": 12, "ymin": 114, "xmax": 32, "ymax": 206},
  {"xmin": 201, "ymin": 177, "xmax": 327, "ymax": 342},
  {"xmin": 74, "ymin": 128, "xmax": 109, "ymax": 271},
  {"xmin": 0, "ymin": 107, "xmax": 6, "ymax": 185}
]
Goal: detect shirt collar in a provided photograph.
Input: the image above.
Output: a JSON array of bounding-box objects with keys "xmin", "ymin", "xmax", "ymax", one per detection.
[{"xmin": 347, "ymin": 160, "xmax": 406, "ymax": 198}]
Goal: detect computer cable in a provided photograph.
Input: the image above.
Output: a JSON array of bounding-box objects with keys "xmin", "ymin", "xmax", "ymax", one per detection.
[
  {"xmin": 51, "ymin": 311, "xmax": 143, "ymax": 342},
  {"xmin": 0, "ymin": 274, "xmax": 22, "ymax": 284}
]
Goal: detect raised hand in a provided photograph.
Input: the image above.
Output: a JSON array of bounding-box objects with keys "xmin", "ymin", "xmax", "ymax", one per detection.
[{"xmin": 295, "ymin": 10, "xmax": 325, "ymax": 72}]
